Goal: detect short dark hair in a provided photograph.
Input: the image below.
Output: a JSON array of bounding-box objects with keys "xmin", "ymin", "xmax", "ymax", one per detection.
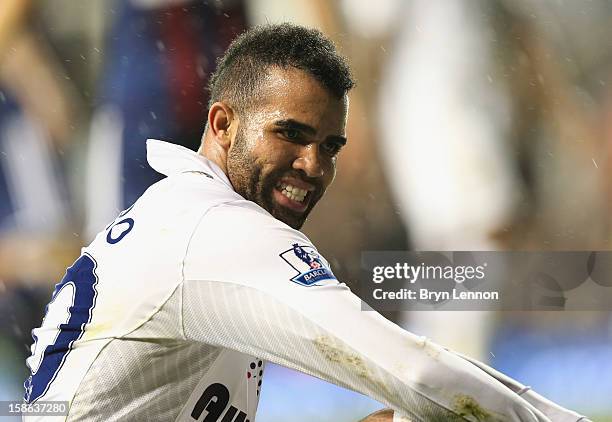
[{"xmin": 208, "ymin": 23, "xmax": 354, "ymax": 112}]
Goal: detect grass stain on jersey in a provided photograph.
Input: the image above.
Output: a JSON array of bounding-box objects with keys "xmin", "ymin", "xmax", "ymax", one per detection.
[
  {"xmin": 313, "ymin": 335, "xmax": 391, "ymax": 396},
  {"xmin": 453, "ymin": 394, "xmax": 493, "ymax": 421},
  {"xmin": 414, "ymin": 336, "xmax": 442, "ymax": 360}
]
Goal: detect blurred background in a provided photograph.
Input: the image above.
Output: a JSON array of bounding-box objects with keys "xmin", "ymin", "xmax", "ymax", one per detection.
[{"xmin": 0, "ymin": 0, "xmax": 611, "ymax": 420}]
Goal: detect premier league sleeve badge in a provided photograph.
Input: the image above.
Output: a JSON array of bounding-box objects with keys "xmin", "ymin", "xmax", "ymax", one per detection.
[{"xmin": 279, "ymin": 243, "xmax": 338, "ymax": 287}]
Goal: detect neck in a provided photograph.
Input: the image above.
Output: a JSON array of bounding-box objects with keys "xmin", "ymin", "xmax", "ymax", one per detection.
[{"xmin": 198, "ymin": 135, "xmax": 229, "ymax": 177}]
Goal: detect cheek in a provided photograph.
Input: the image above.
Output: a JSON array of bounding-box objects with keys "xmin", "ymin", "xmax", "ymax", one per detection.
[
  {"xmin": 241, "ymin": 124, "xmax": 264, "ymax": 151},
  {"xmin": 242, "ymin": 110, "xmax": 282, "ymax": 147},
  {"xmin": 322, "ymin": 159, "xmax": 337, "ymax": 188},
  {"xmin": 258, "ymin": 136, "xmax": 299, "ymax": 166}
]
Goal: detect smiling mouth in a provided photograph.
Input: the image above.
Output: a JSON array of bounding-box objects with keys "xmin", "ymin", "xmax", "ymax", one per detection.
[{"xmin": 273, "ymin": 181, "xmax": 312, "ymax": 212}]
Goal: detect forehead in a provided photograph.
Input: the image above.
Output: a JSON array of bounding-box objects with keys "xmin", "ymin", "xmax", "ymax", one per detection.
[{"xmin": 247, "ymin": 66, "xmax": 348, "ymax": 132}]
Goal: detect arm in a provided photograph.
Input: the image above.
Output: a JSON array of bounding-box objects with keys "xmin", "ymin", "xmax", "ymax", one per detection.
[
  {"xmin": 181, "ymin": 203, "xmax": 586, "ymax": 421},
  {"xmin": 180, "ymin": 279, "xmax": 548, "ymax": 421}
]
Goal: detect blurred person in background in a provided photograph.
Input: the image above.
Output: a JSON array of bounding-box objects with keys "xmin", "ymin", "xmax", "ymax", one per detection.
[
  {"xmin": 0, "ymin": 0, "xmax": 82, "ymax": 402},
  {"xmin": 85, "ymin": 0, "xmax": 248, "ymax": 237},
  {"xmin": 378, "ymin": 0, "xmax": 516, "ymax": 364}
]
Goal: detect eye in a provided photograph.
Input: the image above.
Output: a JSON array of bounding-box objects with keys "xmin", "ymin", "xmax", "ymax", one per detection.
[
  {"xmin": 321, "ymin": 141, "xmax": 343, "ymax": 156},
  {"xmin": 282, "ymin": 129, "xmax": 300, "ymax": 140}
]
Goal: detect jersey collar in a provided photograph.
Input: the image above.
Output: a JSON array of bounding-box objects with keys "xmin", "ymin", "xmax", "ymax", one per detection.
[{"xmin": 146, "ymin": 139, "xmax": 233, "ymax": 190}]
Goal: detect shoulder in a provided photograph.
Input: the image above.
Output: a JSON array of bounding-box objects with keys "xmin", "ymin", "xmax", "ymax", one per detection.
[
  {"xmin": 204, "ymin": 199, "xmax": 308, "ymax": 241},
  {"xmin": 115, "ymin": 171, "xmax": 242, "ymax": 239},
  {"xmin": 145, "ymin": 170, "xmax": 242, "ymax": 209},
  {"xmin": 189, "ymin": 199, "xmax": 311, "ymax": 254},
  {"xmin": 183, "ymin": 200, "xmax": 337, "ymax": 288}
]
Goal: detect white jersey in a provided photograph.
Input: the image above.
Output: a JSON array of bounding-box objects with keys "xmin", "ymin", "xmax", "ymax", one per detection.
[{"xmin": 24, "ymin": 140, "xmax": 588, "ymax": 422}]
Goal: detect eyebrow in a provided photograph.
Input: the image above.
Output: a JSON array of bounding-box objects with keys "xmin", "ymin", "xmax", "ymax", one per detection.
[{"xmin": 273, "ymin": 119, "xmax": 347, "ymax": 145}]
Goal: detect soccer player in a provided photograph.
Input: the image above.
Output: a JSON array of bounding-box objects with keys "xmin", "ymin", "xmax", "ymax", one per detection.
[{"xmin": 24, "ymin": 24, "xmax": 588, "ymax": 421}]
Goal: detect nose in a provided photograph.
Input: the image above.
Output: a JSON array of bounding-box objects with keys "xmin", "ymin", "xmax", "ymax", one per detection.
[{"xmin": 293, "ymin": 144, "xmax": 324, "ymax": 178}]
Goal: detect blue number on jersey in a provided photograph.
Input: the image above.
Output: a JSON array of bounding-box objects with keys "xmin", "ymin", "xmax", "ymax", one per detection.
[
  {"xmin": 105, "ymin": 204, "xmax": 135, "ymax": 244},
  {"xmin": 24, "ymin": 253, "xmax": 99, "ymax": 403},
  {"xmin": 106, "ymin": 217, "xmax": 135, "ymax": 244}
]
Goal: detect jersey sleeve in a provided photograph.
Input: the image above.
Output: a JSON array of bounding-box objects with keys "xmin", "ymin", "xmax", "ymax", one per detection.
[{"xmin": 181, "ymin": 202, "xmax": 583, "ymax": 422}]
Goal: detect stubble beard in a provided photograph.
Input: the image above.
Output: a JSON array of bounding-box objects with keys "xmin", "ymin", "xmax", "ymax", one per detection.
[{"xmin": 227, "ymin": 130, "xmax": 314, "ymax": 230}]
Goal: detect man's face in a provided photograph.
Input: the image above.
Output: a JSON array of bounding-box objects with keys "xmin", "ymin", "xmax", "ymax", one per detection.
[{"xmin": 226, "ymin": 67, "xmax": 348, "ymax": 229}]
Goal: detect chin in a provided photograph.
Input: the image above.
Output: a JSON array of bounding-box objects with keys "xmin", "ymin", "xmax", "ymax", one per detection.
[
  {"xmin": 261, "ymin": 192, "xmax": 307, "ymax": 229},
  {"xmin": 279, "ymin": 215, "xmax": 305, "ymax": 230},
  {"xmin": 273, "ymin": 209, "xmax": 306, "ymax": 230}
]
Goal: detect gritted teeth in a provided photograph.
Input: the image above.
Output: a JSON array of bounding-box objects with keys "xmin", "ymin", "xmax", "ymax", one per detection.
[{"xmin": 277, "ymin": 182, "xmax": 308, "ymax": 203}]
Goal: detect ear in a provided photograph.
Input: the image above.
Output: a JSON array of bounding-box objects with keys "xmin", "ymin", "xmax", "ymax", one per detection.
[{"xmin": 207, "ymin": 102, "xmax": 237, "ymax": 151}]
